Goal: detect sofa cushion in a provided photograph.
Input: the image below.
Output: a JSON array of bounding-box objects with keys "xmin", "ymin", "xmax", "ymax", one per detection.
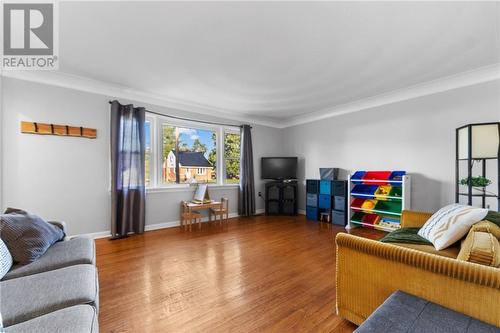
[
  {"xmin": 0, "ymin": 238, "xmax": 13, "ymax": 279},
  {"xmin": 2, "ymin": 237, "xmax": 95, "ymax": 281},
  {"xmin": 0, "ymin": 264, "xmax": 98, "ymax": 327},
  {"xmin": 458, "ymin": 230, "xmax": 500, "ymax": 267},
  {"xmin": 355, "ymin": 290, "xmax": 500, "ymax": 333},
  {"xmin": 0, "ymin": 213, "xmax": 65, "ymax": 263},
  {"xmin": 4, "ymin": 305, "xmax": 98, "ymax": 333},
  {"xmin": 418, "ymin": 204, "xmax": 488, "ymax": 250}
]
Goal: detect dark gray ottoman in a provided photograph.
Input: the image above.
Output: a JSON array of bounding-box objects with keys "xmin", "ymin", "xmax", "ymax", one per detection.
[{"xmin": 355, "ymin": 291, "xmax": 500, "ymax": 333}]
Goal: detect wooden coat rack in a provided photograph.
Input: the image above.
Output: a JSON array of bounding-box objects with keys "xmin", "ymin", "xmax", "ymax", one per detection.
[{"xmin": 20, "ymin": 121, "xmax": 97, "ymax": 139}]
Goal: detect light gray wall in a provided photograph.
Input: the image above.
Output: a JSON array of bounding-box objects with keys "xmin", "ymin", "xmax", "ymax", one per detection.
[
  {"xmin": 2, "ymin": 77, "xmax": 498, "ymax": 235},
  {"xmin": 1, "ymin": 78, "xmax": 283, "ymax": 235},
  {"xmin": 283, "ymin": 80, "xmax": 500, "ymax": 213}
]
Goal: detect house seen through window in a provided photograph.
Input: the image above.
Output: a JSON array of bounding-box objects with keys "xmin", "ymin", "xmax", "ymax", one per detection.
[{"xmin": 144, "ymin": 115, "xmax": 241, "ymax": 187}]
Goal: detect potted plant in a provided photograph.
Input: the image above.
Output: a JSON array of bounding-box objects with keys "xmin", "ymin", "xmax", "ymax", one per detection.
[{"xmin": 459, "ymin": 176, "xmax": 496, "ymax": 196}]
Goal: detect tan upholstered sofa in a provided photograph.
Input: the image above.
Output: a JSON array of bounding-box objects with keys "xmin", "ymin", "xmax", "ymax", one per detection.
[{"xmin": 335, "ymin": 210, "xmax": 500, "ymax": 328}]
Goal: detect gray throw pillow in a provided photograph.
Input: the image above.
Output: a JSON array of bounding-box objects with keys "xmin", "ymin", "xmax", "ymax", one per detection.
[
  {"xmin": 0, "ymin": 238, "xmax": 13, "ymax": 279},
  {"xmin": 4, "ymin": 207, "xmax": 28, "ymax": 215},
  {"xmin": 0, "ymin": 213, "xmax": 65, "ymax": 264}
]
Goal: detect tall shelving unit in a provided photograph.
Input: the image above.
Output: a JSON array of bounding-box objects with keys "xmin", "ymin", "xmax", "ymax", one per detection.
[
  {"xmin": 347, "ymin": 171, "xmax": 411, "ymax": 232},
  {"xmin": 455, "ymin": 122, "xmax": 499, "ymax": 211}
]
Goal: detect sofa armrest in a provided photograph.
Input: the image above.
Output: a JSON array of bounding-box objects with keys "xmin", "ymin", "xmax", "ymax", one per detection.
[
  {"xmin": 335, "ymin": 233, "xmax": 500, "ymax": 327},
  {"xmin": 400, "ymin": 210, "xmax": 433, "ymax": 228}
]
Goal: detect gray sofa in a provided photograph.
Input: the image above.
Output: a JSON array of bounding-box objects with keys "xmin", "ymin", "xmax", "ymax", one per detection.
[{"xmin": 0, "ymin": 222, "xmax": 99, "ymax": 332}]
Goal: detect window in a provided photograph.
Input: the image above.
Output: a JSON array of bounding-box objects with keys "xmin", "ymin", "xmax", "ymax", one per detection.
[
  {"xmin": 224, "ymin": 131, "xmax": 241, "ymax": 184},
  {"xmin": 161, "ymin": 125, "xmax": 216, "ymax": 184},
  {"xmin": 145, "ymin": 114, "xmax": 239, "ymax": 188}
]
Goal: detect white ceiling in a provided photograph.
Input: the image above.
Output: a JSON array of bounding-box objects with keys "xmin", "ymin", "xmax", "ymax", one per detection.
[{"xmin": 42, "ymin": 2, "xmax": 500, "ymax": 125}]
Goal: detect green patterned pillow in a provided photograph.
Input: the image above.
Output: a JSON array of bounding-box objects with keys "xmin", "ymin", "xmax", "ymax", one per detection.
[{"xmin": 485, "ymin": 210, "xmax": 500, "ymax": 228}]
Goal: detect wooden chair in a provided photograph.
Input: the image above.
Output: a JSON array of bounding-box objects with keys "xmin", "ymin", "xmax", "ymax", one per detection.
[
  {"xmin": 180, "ymin": 201, "xmax": 202, "ymax": 229},
  {"xmin": 210, "ymin": 198, "xmax": 229, "ymax": 225}
]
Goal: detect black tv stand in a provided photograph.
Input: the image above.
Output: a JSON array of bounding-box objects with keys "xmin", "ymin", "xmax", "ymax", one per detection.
[{"xmin": 264, "ymin": 180, "xmax": 298, "ymax": 216}]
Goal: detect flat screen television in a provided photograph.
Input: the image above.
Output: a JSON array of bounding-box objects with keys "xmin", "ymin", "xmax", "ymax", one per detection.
[{"xmin": 261, "ymin": 157, "xmax": 298, "ymax": 180}]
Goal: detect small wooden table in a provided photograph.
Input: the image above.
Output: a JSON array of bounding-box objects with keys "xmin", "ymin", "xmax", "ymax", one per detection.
[{"xmin": 183, "ymin": 201, "xmax": 221, "ymax": 229}]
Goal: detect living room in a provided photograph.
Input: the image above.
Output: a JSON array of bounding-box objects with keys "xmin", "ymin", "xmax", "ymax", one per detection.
[{"xmin": 0, "ymin": 1, "xmax": 499, "ymax": 332}]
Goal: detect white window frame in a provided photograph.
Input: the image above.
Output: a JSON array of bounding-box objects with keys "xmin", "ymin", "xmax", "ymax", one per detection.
[
  {"xmin": 145, "ymin": 113, "xmax": 240, "ymax": 191},
  {"xmin": 145, "ymin": 116, "xmax": 156, "ymax": 188}
]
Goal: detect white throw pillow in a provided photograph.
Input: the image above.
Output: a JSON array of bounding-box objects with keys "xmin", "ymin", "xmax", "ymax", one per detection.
[
  {"xmin": 0, "ymin": 238, "xmax": 13, "ymax": 279},
  {"xmin": 418, "ymin": 204, "xmax": 488, "ymax": 250}
]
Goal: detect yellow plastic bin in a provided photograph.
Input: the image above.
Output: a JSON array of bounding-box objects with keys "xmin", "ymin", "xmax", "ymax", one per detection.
[{"xmin": 374, "ymin": 185, "xmax": 392, "ymax": 200}]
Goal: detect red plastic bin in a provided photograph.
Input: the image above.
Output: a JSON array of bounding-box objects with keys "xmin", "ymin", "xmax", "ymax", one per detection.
[
  {"xmin": 362, "ymin": 214, "xmax": 380, "ymax": 225},
  {"xmin": 362, "ymin": 171, "xmax": 392, "ymax": 185},
  {"xmin": 350, "ymin": 198, "xmax": 365, "ymax": 210}
]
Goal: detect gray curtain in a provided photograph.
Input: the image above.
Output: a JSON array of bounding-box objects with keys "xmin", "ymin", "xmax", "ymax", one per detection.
[
  {"xmin": 110, "ymin": 100, "xmax": 146, "ymax": 239},
  {"xmin": 238, "ymin": 125, "xmax": 255, "ymax": 216}
]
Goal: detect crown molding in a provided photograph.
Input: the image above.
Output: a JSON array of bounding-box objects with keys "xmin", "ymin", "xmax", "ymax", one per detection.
[
  {"xmin": 0, "ymin": 70, "xmax": 283, "ymax": 128},
  {"xmin": 2, "ymin": 63, "xmax": 499, "ymax": 129},
  {"xmin": 283, "ymin": 63, "xmax": 500, "ymax": 127}
]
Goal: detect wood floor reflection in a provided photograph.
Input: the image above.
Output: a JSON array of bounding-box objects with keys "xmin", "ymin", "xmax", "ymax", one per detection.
[{"xmin": 96, "ymin": 215, "xmax": 383, "ymax": 332}]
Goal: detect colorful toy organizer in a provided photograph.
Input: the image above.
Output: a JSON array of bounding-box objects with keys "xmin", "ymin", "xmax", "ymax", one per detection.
[{"xmin": 348, "ymin": 171, "xmax": 411, "ymax": 232}]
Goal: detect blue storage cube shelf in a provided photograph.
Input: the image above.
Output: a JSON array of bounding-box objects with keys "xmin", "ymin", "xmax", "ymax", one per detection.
[
  {"xmin": 318, "ymin": 194, "xmax": 332, "ymax": 209},
  {"xmin": 319, "ymin": 180, "xmax": 332, "ymax": 195},
  {"xmin": 306, "ymin": 193, "xmax": 318, "ymax": 207},
  {"xmin": 306, "ymin": 206, "xmax": 319, "ymax": 221}
]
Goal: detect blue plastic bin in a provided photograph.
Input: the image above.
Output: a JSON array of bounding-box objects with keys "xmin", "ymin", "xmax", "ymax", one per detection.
[
  {"xmin": 318, "ymin": 194, "xmax": 332, "ymax": 209},
  {"xmin": 334, "ymin": 197, "xmax": 345, "ymax": 211},
  {"xmin": 306, "ymin": 179, "xmax": 320, "ymax": 193},
  {"xmin": 351, "ymin": 184, "xmax": 379, "ymax": 196},
  {"xmin": 306, "ymin": 193, "xmax": 318, "ymax": 207},
  {"xmin": 319, "ymin": 180, "xmax": 332, "ymax": 195},
  {"xmin": 306, "ymin": 206, "xmax": 319, "ymax": 221},
  {"xmin": 351, "ymin": 171, "xmax": 366, "ymax": 184},
  {"xmin": 389, "ymin": 171, "xmax": 406, "ymax": 181}
]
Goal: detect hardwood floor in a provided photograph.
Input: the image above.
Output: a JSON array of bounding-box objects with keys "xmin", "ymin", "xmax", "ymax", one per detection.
[{"xmin": 96, "ymin": 215, "xmax": 384, "ymax": 333}]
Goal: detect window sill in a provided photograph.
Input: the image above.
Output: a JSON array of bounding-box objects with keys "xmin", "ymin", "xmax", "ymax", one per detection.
[{"xmin": 146, "ymin": 183, "xmax": 239, "ymax": 194}]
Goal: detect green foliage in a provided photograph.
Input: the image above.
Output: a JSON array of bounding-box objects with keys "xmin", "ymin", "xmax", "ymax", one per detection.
[
  {"xmin": 459, "ymin": 176, "xmax": 492, "ymax": 187},
  {"xmin": 179, "ymin": 143, "xmax": 190, "ymax": 152},
  {"xmin": 225, "ymin": 133, "xmax": 240, "ymax": 181},
  {"xmin": 192, "ymin": 138, "xmax": 207, "ymax": 153},
  {"xmin": 162, "ymin": 126, "xmax": 176, "ymax": 160},
  {"xmin": 208, "ymin": 132, "xmax": 217, "ymax": 171}
]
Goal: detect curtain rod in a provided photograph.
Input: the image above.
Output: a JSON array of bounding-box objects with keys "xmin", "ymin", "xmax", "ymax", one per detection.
[{"xmin": 108, "ymin": 101, "xmax": 250, "ymax": 129}]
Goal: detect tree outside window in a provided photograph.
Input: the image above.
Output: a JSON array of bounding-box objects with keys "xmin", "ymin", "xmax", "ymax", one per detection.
[{"xmin": 224, "ymin": 132, "xmax": 240, "ymax": 184}]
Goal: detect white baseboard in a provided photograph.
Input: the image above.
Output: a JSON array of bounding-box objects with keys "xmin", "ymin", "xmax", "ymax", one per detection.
[
  {"xmin": 77, "ymin": 208, "xmax": 266, "ymax": 239},
  {"xmin": 298, "ymin": 209, "xmax": 306, "ymax": 215},
  {"xmin": 80, "ymin": 230, "xmax": 113, "ymax": 239}
]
